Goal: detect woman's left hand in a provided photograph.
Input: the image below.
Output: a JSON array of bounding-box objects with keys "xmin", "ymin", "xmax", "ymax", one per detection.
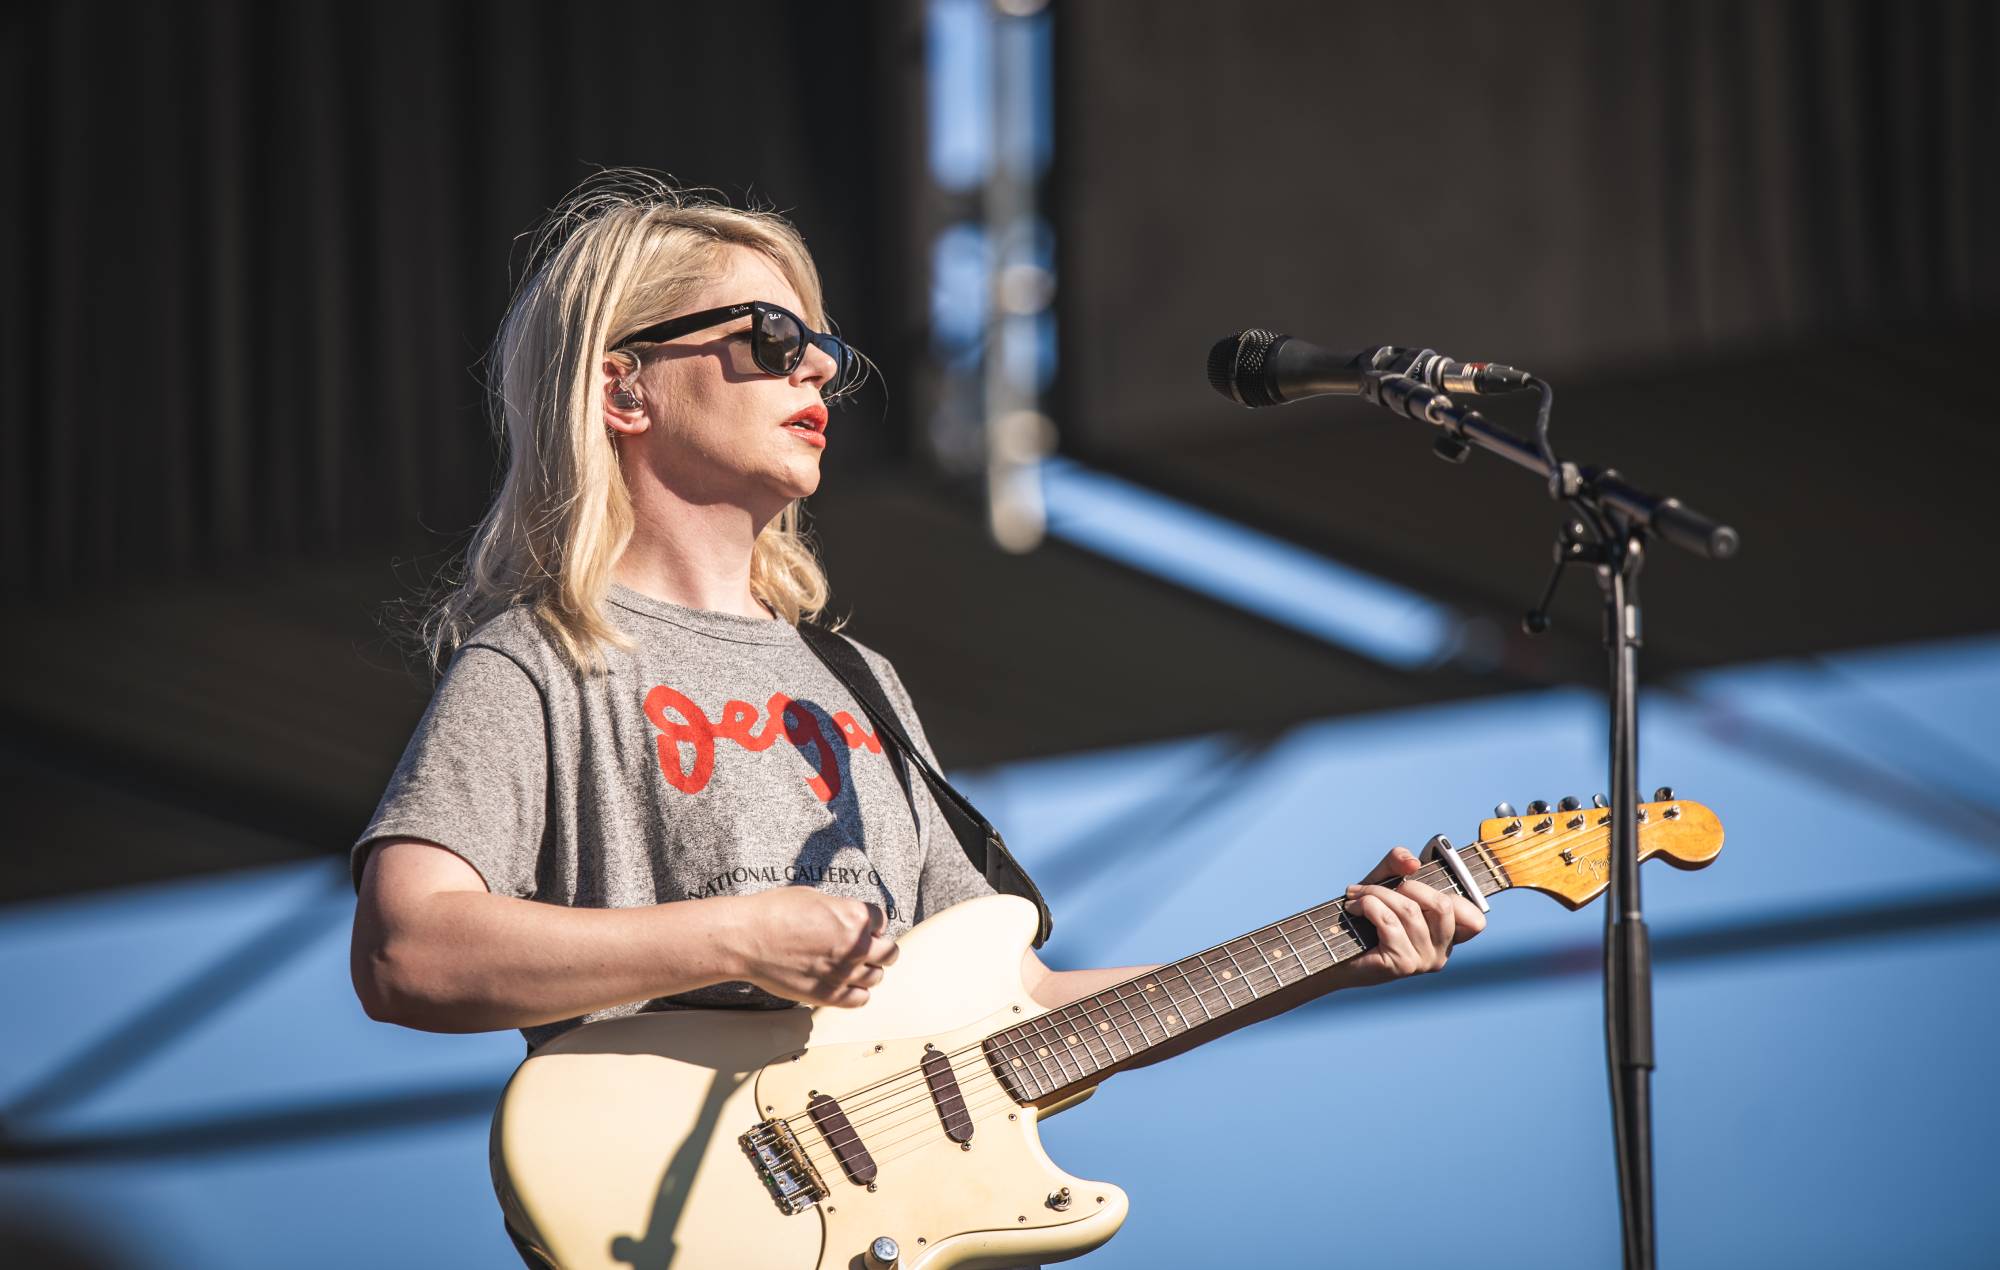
[{"xmin": 1330, "ymin": 845, "xmax": 1487, "ymax": 990}]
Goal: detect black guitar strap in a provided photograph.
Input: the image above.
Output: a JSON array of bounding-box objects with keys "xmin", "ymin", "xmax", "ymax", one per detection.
[{"xmin": 797, "ymin": 623, "xmax": 1053, "ymax": 948}]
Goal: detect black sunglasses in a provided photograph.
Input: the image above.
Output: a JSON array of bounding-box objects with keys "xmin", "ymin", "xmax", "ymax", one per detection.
[{"xmin": 613, "ymin": 300, "xmax": 862, "ymax": 396}]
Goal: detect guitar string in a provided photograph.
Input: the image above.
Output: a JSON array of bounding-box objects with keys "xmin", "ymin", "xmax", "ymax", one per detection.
[
  {"xmin": 785, "ymin": 824, "xmax": 1548, "ymax": 1141},
  {"xmin": 798, "ymin": 891, "xmax": 1514, "ymax": 1188},
  {"xmin": 775, "ymin": 816, "xmax": 1689, "ymax": 1177},
  {"xmin": 782, "ymin": 889, "xmax": 1411, "ymax": 1160},
  {"xmin": 783, "ymin": 845, "xmax": 1483, "ymax": 1133},
  {"xmin": 781, "ymin": 816, "xmax": 1657, "ymax": 1176},
  {"xmin": 788, "ymin": 911, "xmax": 1399, "ymax": 1176},
  {"xmin": 783, "ymin": 893, "xmax": 1448, "ymax": 1175},
  {"xmin": 780, "ymin": 819, "xmax": 1645, "ymax": 1171}
]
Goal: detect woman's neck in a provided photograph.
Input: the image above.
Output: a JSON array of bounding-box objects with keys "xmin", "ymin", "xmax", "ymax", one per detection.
[{"xmin": 613, "ymin": 486, "xmax": 777, "ymax": 621}]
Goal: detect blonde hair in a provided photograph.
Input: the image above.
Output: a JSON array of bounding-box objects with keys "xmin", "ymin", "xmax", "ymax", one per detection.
[{"xmin": 424, "ymin": 171, "xmax": 838, "ymax": 675}]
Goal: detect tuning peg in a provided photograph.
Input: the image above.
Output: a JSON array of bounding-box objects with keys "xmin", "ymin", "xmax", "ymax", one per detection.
[
  {"xmin": 1526, "ymin": 800, "xmax": 1551, "ymax": 815},
  {"xmin": 1591, "ymin": 793, "xmax": 1609, "ymax": 808},
  {"xmin": 1653, "ymin": 786, "xmax": 1676, "ymax": 801},
  {"xmin": 1493, "ymin": 801, "xmax": 1517, "ymax": 819},
  {"xmin": 1558, "ymin": 795, "xmax": 1582, "ymax": 811}
]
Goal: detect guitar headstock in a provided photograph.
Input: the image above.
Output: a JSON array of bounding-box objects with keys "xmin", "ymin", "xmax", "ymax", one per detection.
[{"xmin": 1476, "ymin": 794, "xmax": 1724, "ymax": 910}]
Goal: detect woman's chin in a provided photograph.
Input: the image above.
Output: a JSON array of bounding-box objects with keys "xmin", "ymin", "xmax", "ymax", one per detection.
[{"xmin": 777, "ymin": 456, "xmax": 823, "ymax": 500}]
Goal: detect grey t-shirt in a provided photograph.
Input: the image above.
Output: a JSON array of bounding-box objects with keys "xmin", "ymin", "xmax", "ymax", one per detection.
[{"xmin": 353, "ymin": 585, "xmax": 996, "ymax": 1049}]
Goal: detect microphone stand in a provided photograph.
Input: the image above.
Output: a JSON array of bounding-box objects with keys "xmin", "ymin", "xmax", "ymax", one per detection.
[{"xmin": 1358, "ymin": 369, "xmax": 1738, "ymax": 1270}]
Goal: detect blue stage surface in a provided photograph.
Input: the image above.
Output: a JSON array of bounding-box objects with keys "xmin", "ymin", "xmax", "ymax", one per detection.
[{"xmin": 4, "ymin": 636, "xmax": 1995, "ymax": 1268}]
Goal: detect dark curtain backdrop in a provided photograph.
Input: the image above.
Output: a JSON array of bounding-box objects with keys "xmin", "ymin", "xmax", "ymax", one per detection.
[
  {"xmin": 0, "ymin": 0, "xmax": 928, "ymax": 593},
  {"xmin": 1055, "ymin": 0, "xmax": 2000, "ymax": 452},
  {"xmin": 1049, "ymin": 0, "xmax": 2000, "ymax": 676}
]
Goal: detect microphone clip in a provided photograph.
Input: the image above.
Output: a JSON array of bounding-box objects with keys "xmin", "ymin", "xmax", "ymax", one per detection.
[{"xmin": 1523, "ymin": 513, "xmax": 1602, "ymax": 636}]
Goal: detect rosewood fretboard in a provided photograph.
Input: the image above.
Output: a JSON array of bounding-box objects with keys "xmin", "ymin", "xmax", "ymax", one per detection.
[{"xmin": 983, "ymin": 844, "xmax": 1509, "ymax": 1103}]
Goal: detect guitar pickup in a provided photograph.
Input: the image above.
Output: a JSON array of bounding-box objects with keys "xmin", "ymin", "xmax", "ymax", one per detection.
[
  {"xmin": 740, "ymin": 1117, "xmax": 827, "ymax": 1215},
  {"xmin": 807, "ymin": 1092, "xmax": 879, "ymax": 1185},
  {"xmin": 923, "ymin": 1045, "xmax": 974, "ymax": 1143}
]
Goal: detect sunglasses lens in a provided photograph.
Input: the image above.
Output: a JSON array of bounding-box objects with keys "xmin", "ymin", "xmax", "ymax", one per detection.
[{"xmin": 753, "ymin": 307, "xmax": 804, "ymax": 375}]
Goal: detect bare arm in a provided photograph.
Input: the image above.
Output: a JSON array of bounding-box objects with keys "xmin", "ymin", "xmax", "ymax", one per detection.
[{"xmin": 352, "ymin": 839, "xmax": 899, "ymax": 1033}]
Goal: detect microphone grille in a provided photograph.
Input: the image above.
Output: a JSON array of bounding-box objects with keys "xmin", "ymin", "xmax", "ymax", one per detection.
[{"xmin": 1207, "ymin": 330, "xmax": 1282, "ymax": 408}]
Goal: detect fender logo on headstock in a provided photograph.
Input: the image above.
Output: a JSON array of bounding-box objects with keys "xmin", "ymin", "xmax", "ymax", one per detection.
[
  {"xmin": 1569, "ymin": 854, "xmax": 1608, "ymax": 880},
  {"xmin": 1478, "ymin": 798, "xmax": 1724, "ymax": 911}
]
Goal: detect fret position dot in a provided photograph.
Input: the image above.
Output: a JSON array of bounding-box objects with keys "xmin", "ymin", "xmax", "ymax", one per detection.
[
  {"xmin": 1013, "ymin": 1058, "xmax": 1024, "ymax": 1068},
  {"xmin": 1221, "ymin": 970, "xmax": 1234, "ymax": 980},
  {"xmin": 1144, "ymin": 982, "xmax": 1157, "ymax": 993},
  {"xmin": 1166, "ymin": 1014, "xmax": 1178, "ymax": 1027},
  {"xmin": 1098, "ymin": 1021, "xmax": 1110, "ymax": 1032},
  {"xmin": 1064, "ymin": 1034, "xmax": 1077, "ymax": 1044},
  {"xmin": 1038, "ymin": 1047, "xmax": 1049, "ymax": 1057}
]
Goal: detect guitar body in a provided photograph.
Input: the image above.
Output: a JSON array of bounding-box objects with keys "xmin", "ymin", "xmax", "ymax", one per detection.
[
  {"xmin": 492, "ymin": 797, "xmax": 1724, "ymax": 1268},
  {"xmin": 492, "ymin": 895, "xmax": 1128, "ymax": 1269}
]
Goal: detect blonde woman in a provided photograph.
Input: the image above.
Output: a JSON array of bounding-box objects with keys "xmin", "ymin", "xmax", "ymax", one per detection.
[{"xmin": 348, "ymin": 173, "xmax": 1482, "ymax": 1266}]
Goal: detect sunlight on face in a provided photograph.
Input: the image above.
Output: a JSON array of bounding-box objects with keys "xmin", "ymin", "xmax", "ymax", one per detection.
[{"xmin": 625, "ymin": 245, "xmax": 840, "ymax": 523}]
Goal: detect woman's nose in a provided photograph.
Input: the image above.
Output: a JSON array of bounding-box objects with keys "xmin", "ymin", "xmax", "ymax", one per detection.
[{"xmin": 793, "ymin": 341, "xmax": 841, "ymax": 389}]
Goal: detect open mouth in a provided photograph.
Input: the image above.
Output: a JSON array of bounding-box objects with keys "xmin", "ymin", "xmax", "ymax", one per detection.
[{"xmin": 781, "ymin": 404, "xmax": 829, "ymax": 435}]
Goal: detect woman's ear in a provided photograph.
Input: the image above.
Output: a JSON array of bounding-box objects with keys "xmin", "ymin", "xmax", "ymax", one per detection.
[{"xmin": 602, "ymin": 351, "xmax": 647, "ymax": 439}]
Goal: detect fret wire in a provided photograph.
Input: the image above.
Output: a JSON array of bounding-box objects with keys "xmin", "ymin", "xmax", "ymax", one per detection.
[
  {"xmin": 911, "ymin": 846, "xmax": 1522, "ymax": 1115},
  {"xmin": 1004, "ymin": 925, "xmax": 1387, "ymax": 1100},
  {"xmin": 1189, "ymin": 949, "xmax": 1229, "ymax": 1017},
  {"xmin": 1020, "ymin": 1019, "xmax": 1065, "ymax": 1093},
  {"xmin": 1072, "ymin": 1004, "xmax": 1120, "ymax": 1080},
  {"xmin": 1068, "ymin": 998, "xmax": 1120, "ymax": 1076},
  {"xmin": 1220, "ymin": 938, "xmax": 1260, "ymax": 1002},
  {"xmin": 1306, "ymin": 902, "xmax": 1346, "ymax": 968},
  {"xmin": 1271, "ymin": 917, "xmax": 1308, "ymax": 987},
  {"xmin": 974, "ymin": 838, "xmax": 1536, "ymax": 1103},
  {"xmin": 1299, "ymin": 911, "xmax": 1336, "ymax": 974},
  {"xmin": 1036, "ymin": 1012, "xmax": 1085, "ymax": 1087},
  {"xmin": 1423, "ymin": 861, "xmax": 1461, "ymax": 901},
  {"xmin": 1201, "ymin": 945, "xmax": 1246, "ymax": 1009},
  {"xmin": 1130, "ymin": 972, "xmax": 1179, "ymax": 1043},
  {"xmin": 1003, "ymin": 849, "xmax": 1515, "ymax": 1096},
  {"xmin": 1034, "ymin": 1015, "xmax": 1076, "ymax": 1093},
  {"xmin": 1336, "ymin": 896, "xmax": 1368, "ymax": 951},
  {"xmin": 1168, "ymin": 959, "xmax": 1217, "ymax": 1024},
  {"xmin": 1250, "ymin": 928, "xmax": 1291, "ymax": 985},
  {"xmin": 1089, "ymin": 987, "xmax": 1143, "ymax": 1062},
  {"xmin": 1043, "ymin": 1005, "xmax": 1092, "ymax": 1083},
  {"xmin": 1002, "ymin": 1027, "xmax": 1045, "ymax": 1096},
  {"xmin": 995, "ymin": 1034, "xmax": 1039, "ymax": 1098},
  {"xmin": 1471, "ymin": 838, "xmax": 1507, "ymax": 889},
  {"xmin": 1478, "ymin": 851, "xmax": 1501, "ymax": 892}
]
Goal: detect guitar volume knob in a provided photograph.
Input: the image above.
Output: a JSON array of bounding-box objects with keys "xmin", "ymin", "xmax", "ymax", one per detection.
[{"xmin": 865, "ymin": 1236, "xmax": 901, "ymax": 1269}]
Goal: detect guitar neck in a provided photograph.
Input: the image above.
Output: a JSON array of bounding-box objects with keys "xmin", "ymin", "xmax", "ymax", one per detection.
[{"xmin": 984, "ymin": 843, "xmax": 1511, "ymax": 1104}]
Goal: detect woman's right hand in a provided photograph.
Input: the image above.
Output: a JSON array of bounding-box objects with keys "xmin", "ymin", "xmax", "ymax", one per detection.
[{"xmin": 730, "ymin": 886, "xmax": 901, "ymax": 1008}]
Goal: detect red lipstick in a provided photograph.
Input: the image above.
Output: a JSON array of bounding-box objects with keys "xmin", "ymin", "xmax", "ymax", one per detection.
[{"xmin": 781, "ymin": 404, "xmax": 829, "ymax": 447}]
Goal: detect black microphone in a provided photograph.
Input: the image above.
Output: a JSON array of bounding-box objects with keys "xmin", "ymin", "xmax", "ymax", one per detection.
[{"xmin": 1207, "ymin": 330, "xmax": 1533, "ymax": 409}]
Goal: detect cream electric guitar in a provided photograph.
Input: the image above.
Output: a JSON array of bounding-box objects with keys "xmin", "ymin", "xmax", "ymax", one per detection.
[{"xmin": 493, "ymin": 796, "xmax": 1724, "ymax": 1269}]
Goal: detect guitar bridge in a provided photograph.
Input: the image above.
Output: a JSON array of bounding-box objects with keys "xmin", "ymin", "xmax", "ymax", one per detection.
[{"xmin": 740, "ymin": 1117, "xmax": 828, "ymax": 1215}]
